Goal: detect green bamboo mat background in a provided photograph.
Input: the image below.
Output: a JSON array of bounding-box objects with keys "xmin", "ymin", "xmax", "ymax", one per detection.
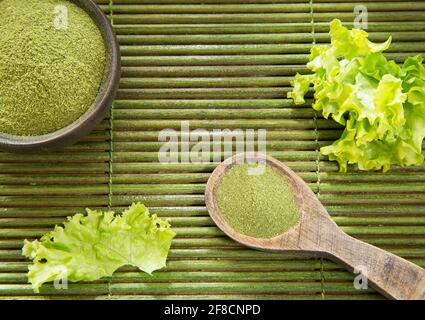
[{"xmin": 0, "ymin": 0, "xmax": 424, "ymax": 300}]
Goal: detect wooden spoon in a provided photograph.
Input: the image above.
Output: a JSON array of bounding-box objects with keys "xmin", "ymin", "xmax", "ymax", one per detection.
[{"xmin": 205, "ymin": 152, "xmax": 425, "ymax": 300}]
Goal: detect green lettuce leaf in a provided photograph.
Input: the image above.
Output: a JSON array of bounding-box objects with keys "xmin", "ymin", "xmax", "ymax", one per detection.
[
  {"xmin": 288, "ymin": 19, "xmax": 425, "ymax": 172},
  {"xmin": 22, "ymin": 203, "xmax": 176, "ymax": 293},
  {"xmin": 288, "ymin": 73, "xmax": 313, "ymax": 104},
  {"xmin": 330, "ymin": 19, "xmax": 392, "ymax": 59}
]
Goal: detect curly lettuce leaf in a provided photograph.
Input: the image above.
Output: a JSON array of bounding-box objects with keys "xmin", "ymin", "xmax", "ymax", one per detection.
[
  {"xmin": 330, "ymin": 19, "xmax": 392, "ymax": 59},
  {"xmin": 288, "ymin": 19, "xmax": 425, "ymax": 172},
  {"xmin": 404, "ymin": 86, "xmax": 425, "ymax": 155},
  {"xmin": 288, "ymin": 73, "xmax": 313, "ymax": 104},
  {"xmin": 22, "ymin": 203, "xmax": 176, "ymax": 293}
]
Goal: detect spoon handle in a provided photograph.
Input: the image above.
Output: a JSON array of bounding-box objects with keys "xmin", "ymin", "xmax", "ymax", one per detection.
[{"xmin": 323, "ymin": 232, "xmax": 425, "ymax": 300}]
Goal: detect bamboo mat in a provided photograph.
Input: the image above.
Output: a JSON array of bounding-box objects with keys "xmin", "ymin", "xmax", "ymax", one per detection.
[{"xmin": 0, "ymin": 0, "xmax": 424, "ymax": 300}]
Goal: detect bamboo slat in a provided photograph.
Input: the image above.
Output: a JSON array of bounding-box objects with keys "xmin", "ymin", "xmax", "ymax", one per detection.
[{"xmin": 0, "ymin": 0, "xmax": 424, "ymax": 300}]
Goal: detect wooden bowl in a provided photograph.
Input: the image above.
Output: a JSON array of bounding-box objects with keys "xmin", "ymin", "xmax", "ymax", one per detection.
[{"xmin": 0, "ymin": 0, "xmax": 120, "ymax": 153}]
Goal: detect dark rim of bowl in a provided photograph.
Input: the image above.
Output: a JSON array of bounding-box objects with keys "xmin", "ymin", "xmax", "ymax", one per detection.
[{"xmin": 0, "ymin": 0, "xmax": 121, "ymax": 153}]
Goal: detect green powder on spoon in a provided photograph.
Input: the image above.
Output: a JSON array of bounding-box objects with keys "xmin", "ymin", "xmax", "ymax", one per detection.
[
  {"xmin": 216, "ymin": 163, "xmax": 300, "ymax": 238},
  {"xmin": 0, "ymin": 0, "xmax": 106, "ymax": 136}
]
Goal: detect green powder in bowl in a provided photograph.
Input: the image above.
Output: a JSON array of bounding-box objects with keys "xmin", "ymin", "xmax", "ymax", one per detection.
[
  {"xmin": 0, "ymin": 0, "xmax": 106, "ymax": 136},
  {"xmin": 216, "ymin": 163, "xmax": 300, "ymax": 238}
]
